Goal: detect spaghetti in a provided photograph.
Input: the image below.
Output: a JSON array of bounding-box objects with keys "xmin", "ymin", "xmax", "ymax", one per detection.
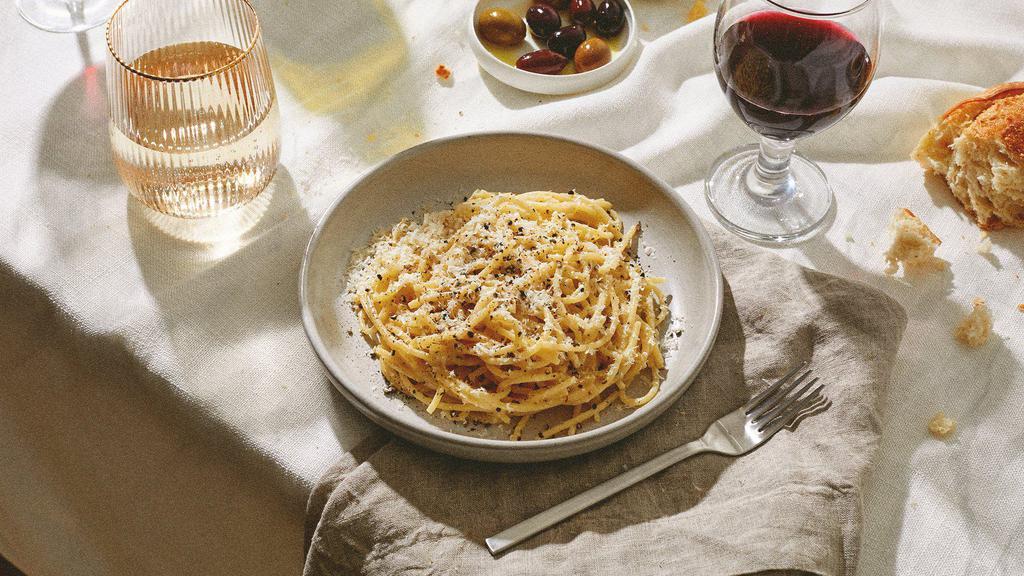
[{"xmin": 347, "ymin": 190, "xmax": 669, "ymax": 439}]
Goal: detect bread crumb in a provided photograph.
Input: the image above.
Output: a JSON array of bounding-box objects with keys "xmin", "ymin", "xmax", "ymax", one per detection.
[
  {"xmin": 928, "ymin": 412, "xmax": 956, "ymax": 438},
  {"xmin": 954, "ymin": 297, "xmax": 992, "ymax": 347},
  {"xmin": 435, "ymin": 64, "xmax": 452, "ymax": 81},
  {"xmin": 884, "ymin": 209, "xmax": 947, "ymax": 275},
  {"xmin": 977, "ymin": 231, "xmax": 993, "ymax": 255},
  {"xmin": 687, "ymin": 0, "xmax": 709, "ymax": 22},
  {"xmin": 1018, "ymin": 304, "xmax": 1024, "ymax": 312}
]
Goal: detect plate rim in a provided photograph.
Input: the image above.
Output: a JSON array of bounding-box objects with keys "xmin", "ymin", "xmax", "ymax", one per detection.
[{"xmin": 299, "ymin": 131, "xmax": 724, "ymax": 460}]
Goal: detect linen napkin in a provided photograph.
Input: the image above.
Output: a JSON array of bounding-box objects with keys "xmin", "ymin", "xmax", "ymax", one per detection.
[{"xmin": 303, "ymin": 228, "xmax": 907, "ymax": 576}]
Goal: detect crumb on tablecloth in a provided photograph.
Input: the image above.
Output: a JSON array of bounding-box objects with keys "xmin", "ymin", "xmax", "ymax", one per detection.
[
  {"xmin": 977, "ymin": 231, "xmax": 993, "ymax": 255},
  {"xmin": 954, "ymin": 297, "xmax": 992, "ymax": 348},
  {"xmin": 884, "ymin": 208, "xmax": 947, "ymax": 276},
  {"xmin": 928, "ymin": 412, "xmax": 956, "ymax": 439},
  {"xmin": 435, "ymin": 64, "xmax": 452, "ymax": 81}
]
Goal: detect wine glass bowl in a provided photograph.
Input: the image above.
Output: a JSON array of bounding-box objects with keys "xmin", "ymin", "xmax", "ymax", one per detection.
[
  {"xmin": 16, "ymin": 0, "xmax": 122, "ymax": 33},
  {"xmin": 706, "ymin": 0, "xmax": 879, "ymax": 243}
]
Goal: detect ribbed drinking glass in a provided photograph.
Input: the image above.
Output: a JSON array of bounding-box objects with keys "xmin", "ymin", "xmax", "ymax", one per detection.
[{"xmin": 106, "ymin": 0, "xmax": 280, "ymax": 218}]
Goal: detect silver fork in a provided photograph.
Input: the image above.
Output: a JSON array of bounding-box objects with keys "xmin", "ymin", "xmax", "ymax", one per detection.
[{"xmin": 485, "ymin": 362, "xmax": 826, "ymax": 555}]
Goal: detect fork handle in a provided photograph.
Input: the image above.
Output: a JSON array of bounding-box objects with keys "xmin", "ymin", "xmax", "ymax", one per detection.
[{"xmin": 485, "ymin": 438, "xmax": 710, "ymax": 555}]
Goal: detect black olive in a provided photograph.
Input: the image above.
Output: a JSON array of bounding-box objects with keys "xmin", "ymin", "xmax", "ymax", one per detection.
[
  {"xmin": 526, "ymin": 4, "xmax": 561, "ymax": 39},
  {"xmin": 595, "ymin": 0, "xmax": 625, "ymax": 37},
  {"xmin": 569, "ymin": 0, "xmax": 596, "ymax": 26},
  {"xmin": 548, "ymin": 24, "xmax": 587, "ymax": 58},
  {"xmin": 516, "ymin": 49, "xmax": 568, "ymax": 75}
]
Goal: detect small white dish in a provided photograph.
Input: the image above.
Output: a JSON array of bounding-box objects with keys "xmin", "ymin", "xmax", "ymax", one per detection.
[
  {"xmin": 300, "ymin": 132, "xmax": 723, "ymax": 462},
  {"xmin": 468, "ymin": 0, "xmax": 638, "ymax": 95}
]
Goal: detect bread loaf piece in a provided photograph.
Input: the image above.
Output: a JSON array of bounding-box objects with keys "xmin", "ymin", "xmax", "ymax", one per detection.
[{"xmin": 914, "ymin": 83, "xmax": 1024, "ymax": 230}]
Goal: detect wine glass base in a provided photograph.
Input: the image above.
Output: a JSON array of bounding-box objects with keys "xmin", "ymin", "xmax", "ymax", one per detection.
[
  {"xmin": 16, "ymin": 0, "xmax": 120, "ymax": 33},
  {"xmin": 705, "ymin": 144, "xmax": 833, "ymax": 245}
]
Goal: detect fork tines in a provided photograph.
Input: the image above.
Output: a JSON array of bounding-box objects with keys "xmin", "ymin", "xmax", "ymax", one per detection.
[{"xmin": 746, "ymin": 363, "xmax": 826, "ymax": 434}]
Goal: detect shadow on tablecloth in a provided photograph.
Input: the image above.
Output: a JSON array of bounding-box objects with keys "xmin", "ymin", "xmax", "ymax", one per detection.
[
  {"xmin": 791, "ymin": 227, "xmax": 1019, "ymax": 576},
  {"xmin": 126, "ymin": 167, "xmax": 313, "ymax": 358},
  {"xmin": 255, "ymin": 0, "xmax": 426, "ymax": 165}
]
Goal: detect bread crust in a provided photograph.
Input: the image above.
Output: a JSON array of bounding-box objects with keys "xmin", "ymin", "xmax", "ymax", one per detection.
[
  {"xmin": 940, "ymin": 82, "xmax": 1024, "ymax": 122},
  {"xmin": 901, "ymin": 208, "xmax": 941, "ymax": 245},
  {"xmin": 964, "ymin": 90, "xmax": 1024, "ymax": 163}
]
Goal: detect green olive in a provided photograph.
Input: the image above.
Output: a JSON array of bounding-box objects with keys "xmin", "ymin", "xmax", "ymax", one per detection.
[
  {"xmin": 574, "ymin": 37, "xmax": 611, "ymax": 72},
  {"xmin": 478, "ymin": 8, "xmax": 526, "ymax": 46}
]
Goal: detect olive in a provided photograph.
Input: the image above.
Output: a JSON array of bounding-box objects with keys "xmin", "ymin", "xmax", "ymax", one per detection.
[
  {"xmin": 595, "ymin": 0, "xmax": 625, "ymax": 37},
  {"xmin": 548, "ymin": 24, "xmax": 587, "ymax": 58},
  {"xmin": 526, "ymin": 4, "xmax": 561, "ymax": 39},
  {"xmin": 569, "ymin": 0, "xmax": 596, "ymax": 26},
  {"xmin": 478, "ymin": 8, "xmax": 526, "ymax": 46},
  {"xmin": 516, "ymin": 49, "xmax": 568, "ymax": 75},
  {"xmin": 574, "ymin": 38, "xmax": 611, "ymax": 72}
]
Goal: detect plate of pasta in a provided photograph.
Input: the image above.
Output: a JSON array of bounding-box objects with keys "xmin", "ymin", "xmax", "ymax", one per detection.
[{"xmin": 300, "ymin": 132, "xmax": 722, "ymax": 462}]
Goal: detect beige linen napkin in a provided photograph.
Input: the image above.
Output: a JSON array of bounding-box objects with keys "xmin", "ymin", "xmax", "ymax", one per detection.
[{"xmin": 303, "ymin": 229, "xmax": 907, "ymax": 576}]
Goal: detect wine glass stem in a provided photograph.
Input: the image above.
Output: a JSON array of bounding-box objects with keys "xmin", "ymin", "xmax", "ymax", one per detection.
[
  {"xmin": 746, "ymin": 137, "xmax": 796, "ymax": 202},
  {"xmin": 67, "ymin": 0, "xmax": 85, "ymax": 24}
]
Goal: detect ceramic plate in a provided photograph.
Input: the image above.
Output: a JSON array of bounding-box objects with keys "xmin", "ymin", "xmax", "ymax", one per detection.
[
  {"xmin": 300, "ymin": 132, "xmax": 722, "ymax": 462},
  {"xmin": 468, "ymin": 0, "xmax": 638, "ymax": 95}
]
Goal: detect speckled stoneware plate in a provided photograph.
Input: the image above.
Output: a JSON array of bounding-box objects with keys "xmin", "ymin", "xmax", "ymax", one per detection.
[{"xmin": 300, "ymin": 132, "xmax": 722, "ymax": 462}]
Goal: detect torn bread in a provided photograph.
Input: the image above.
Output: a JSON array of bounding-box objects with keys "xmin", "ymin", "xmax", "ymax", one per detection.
[
  {"xmin": 954, "ymin": 297, "xmax": 992, "ymax": 348},
  {"xmin": 884, "ymin": 209, "xmax": 947, "ymax": 275},
  {"xmin": 914, "ymin": 83, "xmax": 1024, "ymax": 230}
]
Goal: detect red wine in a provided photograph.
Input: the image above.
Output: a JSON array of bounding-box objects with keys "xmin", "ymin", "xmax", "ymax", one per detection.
[{"xmin": 716, "ymin": 11, "xmax": 873, "ymax": 140}]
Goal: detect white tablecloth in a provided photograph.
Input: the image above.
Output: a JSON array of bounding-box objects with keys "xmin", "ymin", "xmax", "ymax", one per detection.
[{"xmin": 2, "ymin": 1, "xmax": 1023, "ymax": 574}]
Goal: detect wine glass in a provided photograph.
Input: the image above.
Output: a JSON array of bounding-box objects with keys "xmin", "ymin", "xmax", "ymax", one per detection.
[
  {"xmin": 16, "ymin": 0, "xmax": 121, "ymax": 32},
  {"xmin": 705, "ymin": 0, "xmax": 880, "ymax": 244}
]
